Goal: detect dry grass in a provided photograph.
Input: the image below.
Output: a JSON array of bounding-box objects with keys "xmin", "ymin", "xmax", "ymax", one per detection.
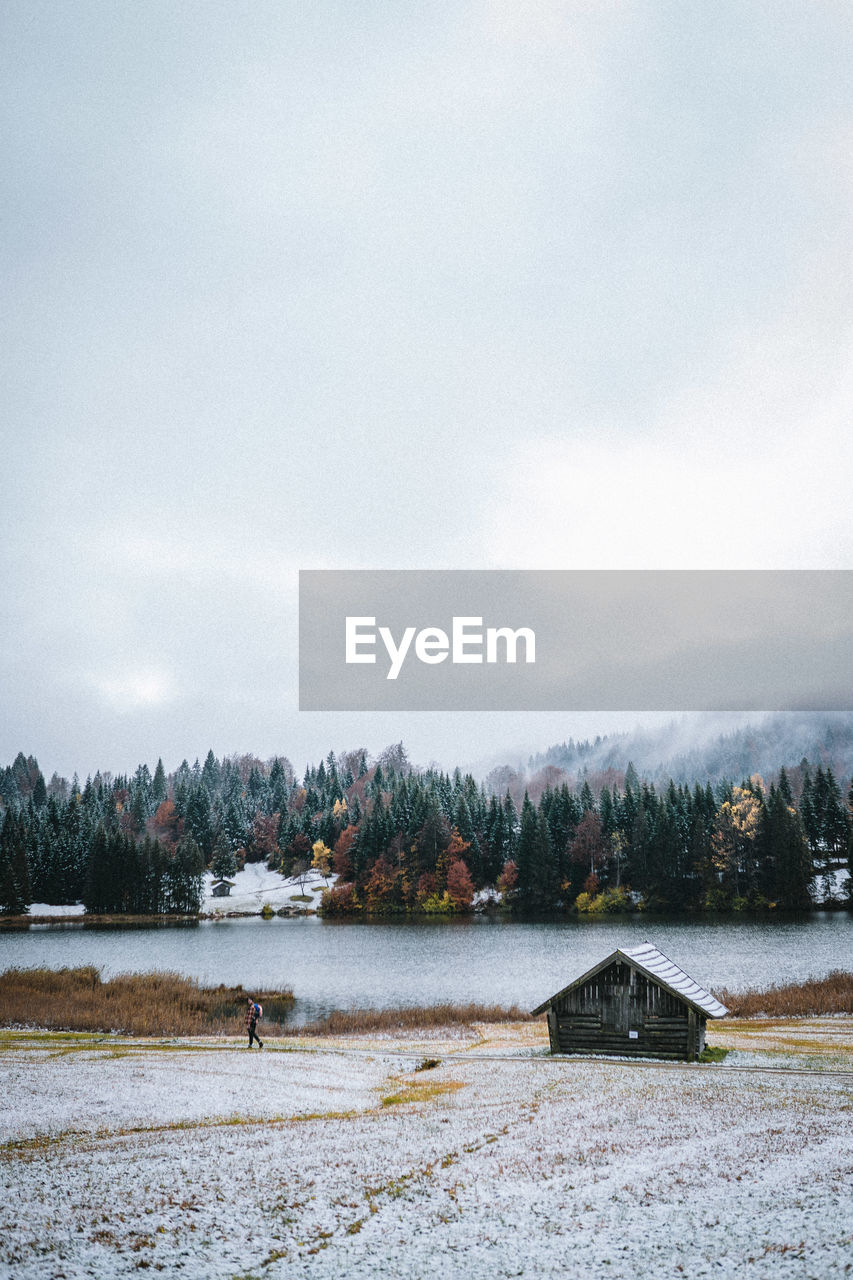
[
  {"xmin": 295, "ymin": 1003, "xmax": 531, "ymax": 1037},
  {"xmin": 380, "ymin": 1077, "xmax": 467, "ymax": 1107},
  {"xmin": 718, "ymin": 970, "xmax": 853, "ymax": 1018},
  {"xmin": 0, "ymin": 967, "xmax": 294, "ymax": 1037},
  {"xmin": 0, "ymin": 969, "xmax": 527, "ymax": 1039}
]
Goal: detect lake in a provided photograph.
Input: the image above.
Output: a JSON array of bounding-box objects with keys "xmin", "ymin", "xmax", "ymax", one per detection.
[{"xmin": 2, "ymin": 913, "xmax": 852, "ymax": 1025}]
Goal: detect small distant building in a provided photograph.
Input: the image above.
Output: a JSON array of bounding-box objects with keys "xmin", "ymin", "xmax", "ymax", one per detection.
[
  {"xmin": 211, "ymin": 879, "xmax": 235, "ymax": 898},
  {"xmin": 531, "ymin": 943, "xmax": 728, "ymax": 1061}
]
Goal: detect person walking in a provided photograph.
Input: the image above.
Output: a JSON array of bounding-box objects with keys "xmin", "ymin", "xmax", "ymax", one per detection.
[{"xmin": 245, "ymin": 996, "xmax": 263, "ymax": 1049}]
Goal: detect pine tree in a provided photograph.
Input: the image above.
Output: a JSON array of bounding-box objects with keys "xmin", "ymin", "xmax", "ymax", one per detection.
[
  {"xmin": 151, "ymin": 758, "xmax": 167, "ymax": 804},
  {"xmin": 201, "ymin": 750, "xmax": 219, "ymax": 792},
  {"xmin": 847, "ymin": 782, "xmax": 853, "ymax": 902},
  {"xmin": 0, "ymin": 849, "xmax": 25, "ymax": 914},
  {"xmin": 84, "ymin": 824, "xmax": 112, "ymax": 914},
  {"xmin": 11, "ymin": 809, "xmax": 31, "ymax": 905},
  {"xmin": 0, "ymin": 811, "xmax": 28, "ymax": 914},
  {"xmin": 185, "ymin": 785, "xmax": 213, "ymax": 860},
  {"xmin": 211, "ymin": 833, "xmax": 237, "ymax": 880},
  {"xmin": 763, "ymin": 785, "xmax": 812, "ymax": 911},
  {"xmin": 416, "ymin": 798, "xmax": 449, "ymax": 881},
  {"xmin": 129, "ymin": 784, "xmax": 148, "ymax": 833},
  {"xmin": 170, "ymin": 836, "xmax": 205, "ymax": 913},
  {"xmin": 516, "ymin": 795, "xmax": 557, "ymax": 910},
  {"xmin": 32, "ymin": 771, "xmax": 47, "ymax": 809},
  {"xmin": 820, "ymin": 767, "xmax": 850, "ymax": 900}
]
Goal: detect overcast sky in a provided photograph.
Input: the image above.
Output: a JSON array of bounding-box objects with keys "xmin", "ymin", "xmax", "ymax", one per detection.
[{"xmin": 2, "ymin": 2, "xmax": 852, "ymax": 779}]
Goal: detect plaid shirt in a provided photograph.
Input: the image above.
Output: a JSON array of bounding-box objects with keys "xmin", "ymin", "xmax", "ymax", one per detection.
[{"xmin": 245, "ymin": 1004, "xmax": 258, "ymax": 1028}]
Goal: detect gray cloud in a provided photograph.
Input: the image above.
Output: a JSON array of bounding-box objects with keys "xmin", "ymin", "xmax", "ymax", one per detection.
[{"xmin": 2, "ymin": 1, "xmax": 852, "ymax": 775}]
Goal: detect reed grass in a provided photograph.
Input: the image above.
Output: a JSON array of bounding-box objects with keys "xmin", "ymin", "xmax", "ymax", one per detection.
[
  {"xmin": 295, "ymin": 1002, "xmax": 531, "ymax": 1036},
  {"xmin": 717, "ymin": 970, "xmax": 853, "ymax": 1018},
  {"xmin": 0, "ymin": 967, "xmax": 294, "ymax": 1037},
  {"xmin": 0, "ymin": 969, "xmax": 527, "ymax": 1038}
]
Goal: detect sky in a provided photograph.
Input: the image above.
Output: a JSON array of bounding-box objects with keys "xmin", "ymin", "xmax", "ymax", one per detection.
[{"xmin": 2, "ymin": 1, "xmax": 852, "ymax": 780}]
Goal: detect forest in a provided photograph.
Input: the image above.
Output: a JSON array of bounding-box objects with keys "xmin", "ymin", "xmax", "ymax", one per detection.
[{"xmin": 0, "ymin": 736, "xmax": 851, "ymax": 918}]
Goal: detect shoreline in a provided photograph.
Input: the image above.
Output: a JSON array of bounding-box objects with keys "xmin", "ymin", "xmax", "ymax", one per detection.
[{"xmin": 2, "ymin": 900, "xmax": 851, "ymax": 929}]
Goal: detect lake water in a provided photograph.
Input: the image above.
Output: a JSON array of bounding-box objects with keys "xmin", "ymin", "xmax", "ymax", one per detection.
[{"xmin": 2, "ymin": 914, "xmax": 852, "ymax": 1024}]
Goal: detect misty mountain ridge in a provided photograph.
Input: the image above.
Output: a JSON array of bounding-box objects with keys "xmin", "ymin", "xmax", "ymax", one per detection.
[{"xmin": 514, "ymin": 713, "xmax": 853, "ymax": 796}]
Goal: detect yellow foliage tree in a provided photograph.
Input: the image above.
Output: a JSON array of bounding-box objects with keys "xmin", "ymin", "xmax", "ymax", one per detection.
[
  {"xmin": 311, "ymin": 839, "xmax": 332, "ymax": 882},
  {"xmin": 712, "ymin": 785, "xmax": 763, "ymax": 902}
]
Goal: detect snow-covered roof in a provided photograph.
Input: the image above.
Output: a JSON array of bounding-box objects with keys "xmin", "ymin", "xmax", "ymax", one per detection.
[
  {"xmin": 620, "ymin": 943, "xmax": 728, "ymax": 1018},
  {"xmin": 531, "ymin": 942, "xmax": 728, "ymax": 1019}
]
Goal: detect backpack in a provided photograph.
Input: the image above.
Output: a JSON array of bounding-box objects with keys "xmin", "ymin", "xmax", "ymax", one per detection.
[{"xmin": 254, "ymin": 1002, "xmax": 263, "ymax": 1020}]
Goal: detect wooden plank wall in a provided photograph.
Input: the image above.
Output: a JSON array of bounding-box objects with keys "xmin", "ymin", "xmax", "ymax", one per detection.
[{"xmin": 553, "ymin": 960, "xmax": 706, "ymax": 1060}]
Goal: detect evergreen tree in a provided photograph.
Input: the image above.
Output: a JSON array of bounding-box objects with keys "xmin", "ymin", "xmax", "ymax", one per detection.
[
  {"xmin": 129, "ymin": 784, "xmax": 148, "ymax": 833},
  {"xmin": 763, "ymin": 785, "xmax": 812, "ymax": 911},
  {"xmin": 84, "ymin": 824, "xmax": 114, "ymax": 913},
  {"xmin": 151, "ymin": 757, "xmax": 167, "ymax": 804},
  {"xmin": 170, "ymin": 836, "xmax": 205, "ymax": 913},
  {"xmin": 0, "ymin": 811, "xmax": 29, "ymax": 913},
  {"xmin": 201, "ymin": 749, "xmax": 219, "ymax": 792},
  {"xmin": 32, "ymin": 771, "xmax": 47, "ymax": 809},
  {"xmin": 516, "ymin": 795, "xmax": 557, "ymax": 910},
  {"xmin": 847, "ymin": 782, "xmax": 853, "ymax": 902},
  {"xmin": 484, "ymin": 796, "xmax": 506, "ymax": 884},
  {"xmin": 185, "ymin": 785, "xmax": 213, "ymax": 860},
  {"xmin": 415, "ymin": 798, "xmax": 449, "ymax": 882},
  {"xmin": 211, "ymin": 833, "xmax": 237, "ymax": 880},
  {"xmin": 453, "ymin": 794, "xmax": 482, "ymax": 882},
  {"xmin": 820, "ymin": 767, "xmax": 850, "ymax": 898},
  {"xmin": 0, "ymin": 847, "xmax": 26, "ymax": 914}
]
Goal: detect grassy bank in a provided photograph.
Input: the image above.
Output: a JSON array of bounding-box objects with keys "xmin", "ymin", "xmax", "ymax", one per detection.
[
  {"xmin": 0, "ymin": 967, "xmax": 528, "ymax": 1038},
  {"xmin": 717, "ymin": 969, "xmax": 853, "ymax": 1017},
  {"xmin": 0, "ymin": 967, "xmax": 294, "ymax": 1037},
  {"xmin": 297, "ymin": 1003, "xmax": 530, "ymax": 1036}
]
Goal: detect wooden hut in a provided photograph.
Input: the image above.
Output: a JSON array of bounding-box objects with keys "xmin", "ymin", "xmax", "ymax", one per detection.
[
  {"xmin": 531, "ymin": 942, "xmax": 728, "ymax": 1061},
  {"xmin": 211, "ymin": 878, "xmax": 235, "ymax": 898}
]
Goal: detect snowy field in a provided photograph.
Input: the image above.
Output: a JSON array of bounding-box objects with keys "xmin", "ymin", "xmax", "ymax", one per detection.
[
  {"xmin": 2, "ymin": 1020, "xmax": 852, "ymax": 1278},
  {"xmin": 201, "ymin": 863, "xmax": 330, "ymax": 914},
  {"xmin": 24, "ymin": 903, "xmax": 85, "ymax": 917},
  {"xmin": 27, "ymin": 865, "xmax": 330, "ymax": 919}
]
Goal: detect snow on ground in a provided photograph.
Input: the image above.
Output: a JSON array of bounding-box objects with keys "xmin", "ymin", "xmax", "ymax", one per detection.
[
  {"xmin": 816, "ymin": 868, "xmax": 852, "ymax": 904},
  {"xmin": 0, "ymin": 1034, "xmax": 397, "ymax": 1144},
  {"xmin": 202, "ymin": 864, "xmax": 332, "ymax": 914},
  {"xmin": 2, "ymin": 1022, "xmax": 852, "ymax": 1278},
  {"xmin": 26, "ymin": 903, "xmax": 85, "ymax": 917},
  {"xmin": 472, "ymin": 887, "xmax": 500, "ymax": 907},
  {"xmin": 711, "ymin": 1015, "xmax": 853, "ymax": 1072},
  {"xmin": 22, "ymin": 868, "xmax": 331, "ymax": 919}
]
